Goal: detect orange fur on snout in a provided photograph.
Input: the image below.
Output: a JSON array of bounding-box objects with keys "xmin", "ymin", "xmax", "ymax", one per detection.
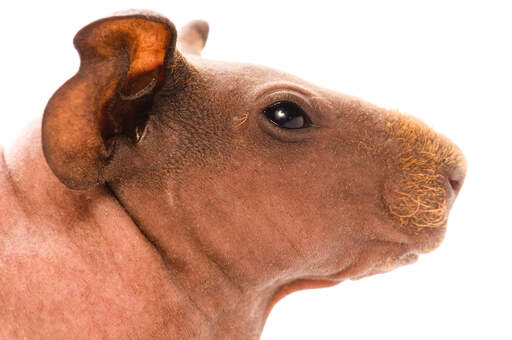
[{"xmin": 382, "ymin": 110, "xmax": 466, "ymax": 230}]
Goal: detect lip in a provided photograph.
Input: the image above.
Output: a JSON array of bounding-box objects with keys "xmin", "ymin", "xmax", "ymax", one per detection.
[
  {"xmin": 397, "ymin": 252, "xmax": 419, "ymax": 265},
  {"xmin": 350, "ymin": 252, "xmax": 420, "ymax": 280},
  {"xmin": 408, "ymin": 224, "xmax": 448, "ymax": 254}
]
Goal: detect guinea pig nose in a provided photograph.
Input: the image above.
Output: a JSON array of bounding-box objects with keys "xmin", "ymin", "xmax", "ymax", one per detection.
[{"xmin": 445, "ymin": 164, "xmax": 466, "ymax": 198}]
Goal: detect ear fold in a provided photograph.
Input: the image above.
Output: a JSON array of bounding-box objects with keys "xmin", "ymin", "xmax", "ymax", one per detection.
[{"xmin": 42, "ymin": 12, "xmax": 177, "ymax": 189}]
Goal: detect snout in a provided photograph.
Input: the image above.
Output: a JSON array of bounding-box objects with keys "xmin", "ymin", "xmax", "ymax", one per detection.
[{"xmin": 381, "ymin": 111, "xmax": 466, "ymax": 232}]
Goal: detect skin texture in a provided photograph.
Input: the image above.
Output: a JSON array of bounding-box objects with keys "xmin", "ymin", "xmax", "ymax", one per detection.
[{"xmin": 0, "ymin": 10, "xmax": 466, "ymax": 340}]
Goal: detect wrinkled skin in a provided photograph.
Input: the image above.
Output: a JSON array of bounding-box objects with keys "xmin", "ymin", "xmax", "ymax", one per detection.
[{"xmin": 0, "ymin": 11, "xmax": 466, "ymax": 340}]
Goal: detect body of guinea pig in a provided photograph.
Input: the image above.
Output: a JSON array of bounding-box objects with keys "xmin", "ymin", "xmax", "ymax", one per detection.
[{"xmin": 0, "ymin": 10, "xmax": 466, "ymax": 340}]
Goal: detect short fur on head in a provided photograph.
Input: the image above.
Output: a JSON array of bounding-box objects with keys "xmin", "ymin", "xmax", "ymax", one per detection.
[{"xmin": 1, "ymin": 10, "xmax": 466, "ymax": 339}]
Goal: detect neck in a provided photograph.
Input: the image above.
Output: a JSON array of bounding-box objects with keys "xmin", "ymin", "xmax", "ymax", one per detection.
[
  {"xmin": 109, "ymin": 179, "xmax": 276, "ymax": 339},
  {"xmin": 3, "ymin": 120, "xmax": 276, "ymax": 339}
]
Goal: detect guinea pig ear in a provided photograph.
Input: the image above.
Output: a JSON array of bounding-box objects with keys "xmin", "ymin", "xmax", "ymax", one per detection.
[
  {"xmin": 42, "ymin": 12, "xmax": 177, "ymax": 190},
  {"xmin": 177, "ymin": 20, "xmax": 209, "ymax": 56}
]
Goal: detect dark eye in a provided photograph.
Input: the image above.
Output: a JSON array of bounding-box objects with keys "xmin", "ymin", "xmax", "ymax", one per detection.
[{"xmin": 263, "ymin": 101, "xmax": 311, "ymax": 129}]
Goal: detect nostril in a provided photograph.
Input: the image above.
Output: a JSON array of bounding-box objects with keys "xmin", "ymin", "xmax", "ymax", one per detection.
[
  {"xmin": 449, "ymin": 178, "xmax": 461, "ymax": 193},
  {"xmin": 445, "ymin": 165, "xmax": 466, "ymax": 196}
]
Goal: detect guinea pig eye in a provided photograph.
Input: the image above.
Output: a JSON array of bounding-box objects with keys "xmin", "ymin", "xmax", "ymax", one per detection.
[{"xmin": 263, "ymin": 101, "xmax": 311, "ymax": 129}]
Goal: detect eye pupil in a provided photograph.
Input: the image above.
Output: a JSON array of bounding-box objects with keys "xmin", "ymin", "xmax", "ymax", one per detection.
[{"xmin": 263, "ymin": 101, "xmax": 310, "ymax": 129}]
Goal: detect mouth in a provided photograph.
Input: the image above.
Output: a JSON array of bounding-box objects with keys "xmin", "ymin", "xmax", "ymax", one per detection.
[
  {"xmin": 396, "ymin": 252, "xmax": 420, "ymax": 266},
  {"xmin": 337, "ymin": 212, "xmax": 449, "ymax": 282},
  {"xmin": 350, "ymin": 251, "xmax": 420, "ymax": 280},
  {"xmin": 320, "ymin": 239, "xmax": 425, "ymax": 283}
]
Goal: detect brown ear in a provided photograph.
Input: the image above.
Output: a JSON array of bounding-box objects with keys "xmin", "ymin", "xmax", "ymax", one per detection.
[
  {"xmin": 178, "ymin": 20, "xmax": 209, "ymax": 56},
  {"xmin": 42, "ymin": 12, "xmax": 176, "ymax": 189}
]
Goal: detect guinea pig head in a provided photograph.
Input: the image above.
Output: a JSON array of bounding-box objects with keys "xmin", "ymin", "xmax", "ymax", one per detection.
[{"xmin": 42, "ymin": 11, "xmax": 466, "ymax": 301}]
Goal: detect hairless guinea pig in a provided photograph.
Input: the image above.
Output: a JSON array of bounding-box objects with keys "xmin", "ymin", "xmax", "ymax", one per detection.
[{"xmin": 0, "ymin": 10, "xmax": 466, "ymax": 340}]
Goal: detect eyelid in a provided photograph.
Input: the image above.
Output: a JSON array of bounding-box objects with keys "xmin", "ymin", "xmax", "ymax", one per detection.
[
  {"xmin": 254, "ymin": 82, "xmax": 318, "ymax": 100},
  {"xmin": 253, "ymin": 82, "xmax": 334, "ymax": 128}
]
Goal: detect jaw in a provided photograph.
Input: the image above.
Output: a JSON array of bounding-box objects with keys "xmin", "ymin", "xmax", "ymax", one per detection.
[{"xmin": 263, "ymin": 215, "xmax": 448, "ymax": 319}]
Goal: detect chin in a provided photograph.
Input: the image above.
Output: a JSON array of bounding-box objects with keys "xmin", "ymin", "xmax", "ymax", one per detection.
[{"xmin": 350, "ymin": 251, "xmax": 420, "ymax": 281}]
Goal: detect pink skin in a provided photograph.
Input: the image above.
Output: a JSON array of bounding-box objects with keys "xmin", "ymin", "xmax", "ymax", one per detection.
[{"xmin": 0, "ymin": 11, "xmax": 465, "ymax": 339}]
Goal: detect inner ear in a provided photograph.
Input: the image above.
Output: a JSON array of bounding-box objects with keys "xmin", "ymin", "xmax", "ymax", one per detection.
[
  {"xmin": 42, "ymin": 13, "xmax": 177, "ymax": 190},
  {"xmin": 101, "ymin": 66, "xmax": 164, "ymax": 147}
]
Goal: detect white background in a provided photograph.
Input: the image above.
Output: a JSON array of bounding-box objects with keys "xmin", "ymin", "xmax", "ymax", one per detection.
[{"xmin": 1, "ymin": 1, "xmax": 510, "ymax": 339}]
